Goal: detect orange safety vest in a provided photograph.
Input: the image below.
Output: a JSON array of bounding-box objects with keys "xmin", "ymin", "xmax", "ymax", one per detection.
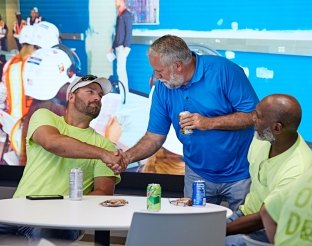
[
  {"xmin": 2, "ymin": 54, "xmax": 33, "ymax": 154},
  {"xmin": 13, "ymin": 20, "xmax": 26, "ymax": 35},
  {"xmin": 3, "ymin": 54, "xmax": 32, "ymax": 118}
]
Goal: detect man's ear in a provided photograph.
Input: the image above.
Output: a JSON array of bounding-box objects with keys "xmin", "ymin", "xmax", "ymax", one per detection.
[
  {"xmin": 174, "ymin": 60, "xmax": 183, "ymax": 72},
  {"xmin": 67, "ymin": 92, "xmax": 75, "ymax": 102},
  {"xmin": 273, "ymin": 122, "xmax": 283, "ymax": 134}
]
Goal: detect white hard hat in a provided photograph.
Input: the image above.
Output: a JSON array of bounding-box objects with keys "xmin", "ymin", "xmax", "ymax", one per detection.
[
  {"xmin": 19, "ymin": 25, "xmax": 35, "ymax": 45},
  {"xmin": 32, "ymin": 21, "xmax": 59, "ymax": 48},
  {"xmin": 23, "ymin": 47, "xmax": 76, "ymax": 100}
]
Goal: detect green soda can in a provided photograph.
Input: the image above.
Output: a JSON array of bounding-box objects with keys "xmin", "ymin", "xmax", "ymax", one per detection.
[{"xmin": 147, "ymin": 183, "xmax": 161, "ymax": 212}]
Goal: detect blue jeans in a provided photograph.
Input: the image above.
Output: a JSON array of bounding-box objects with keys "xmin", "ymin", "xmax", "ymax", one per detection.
[
  {"xmin": 184, "ymin": 165, "xmax": 251, "ymax": 211},
  {"xmin": 0, "ymin": 223, "xmax": 80, "ymax": 242},
  {"xmin": 226, "ymin": 210, "xmax": 270, "ymax": 246}
]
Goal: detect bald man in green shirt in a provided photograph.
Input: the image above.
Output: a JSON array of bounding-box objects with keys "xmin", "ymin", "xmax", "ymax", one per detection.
[{"xmin": 226, "ymin": 94, "xmax": 312, "ymax": 246}]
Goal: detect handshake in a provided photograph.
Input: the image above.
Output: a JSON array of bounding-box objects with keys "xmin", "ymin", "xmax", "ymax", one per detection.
[{"xmin": 103, "ymin": 149, "xmax": 130, "ymax": 175}]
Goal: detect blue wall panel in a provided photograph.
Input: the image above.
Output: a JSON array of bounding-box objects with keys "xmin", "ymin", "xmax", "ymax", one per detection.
[
  {"xmin": 127, "ymin": 44, "xmax": 152, "ymax": 95},
  {"xmin": 136, "ymin": 0, "xmax": 312, "ymax": 30}
]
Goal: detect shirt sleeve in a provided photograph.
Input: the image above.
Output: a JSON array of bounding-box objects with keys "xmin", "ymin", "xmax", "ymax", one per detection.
[
  {"xmin": 264, "ymin": 163, "xmax": 308, "ymax": 221},
  {"xmin": 264, "ymin": 191, "xmax": 284, "ymax": 223},
  {"xmin": 123, "ymin": 12, "xmax": 132, "ymax": 47},
  {"xmin": 222, "ymin": 60, "xmax": 259, "ymax": 113},
  {"xmin": 147, "ymin": 84, "xmax": 171, "ymax": 135},
  {"xmin": 27, "ymin": 108, "xmax": 56, "ymax": 141}
]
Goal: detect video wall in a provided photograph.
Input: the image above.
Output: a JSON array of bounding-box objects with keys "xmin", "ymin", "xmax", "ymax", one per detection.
[{"xmin": 0, "ymin": 0, "xmax": 311, "ymax": 175}]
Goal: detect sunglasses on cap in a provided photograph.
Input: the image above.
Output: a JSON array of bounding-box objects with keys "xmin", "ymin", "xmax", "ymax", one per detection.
[{"xmin": 69, "ymin": 75, "xmax": 98, "ymax": 93}]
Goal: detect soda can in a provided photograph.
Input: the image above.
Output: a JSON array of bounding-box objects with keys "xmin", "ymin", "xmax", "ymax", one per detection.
[
  {"xmin": 147, "ymin": 183, "xmax": 161, "ymax": 212},
  {"xmin": 69, "ymin": 167, "xmax": 83, "ymax": 201},
  {"xmin": 179, "ymin": 111, "xmax": 193, "ymax": 134},
  {"xmin": 192, "ymin": 180, "xmax": 206, "ymax": 206}
]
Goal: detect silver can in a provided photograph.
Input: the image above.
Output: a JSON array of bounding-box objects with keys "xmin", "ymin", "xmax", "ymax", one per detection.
[
  {"xmin": 69, "ymin": 167, "xmax": 83, "ymax": 201},
  {"xmin": 179, "ymin": 111, "xmax": 193, "ymax": 134}
]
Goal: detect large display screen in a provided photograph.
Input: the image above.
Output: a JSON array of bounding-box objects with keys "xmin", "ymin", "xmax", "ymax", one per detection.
[{"xmin": 1, "ymin": 0, "xmax": 311, "ymax": 177}]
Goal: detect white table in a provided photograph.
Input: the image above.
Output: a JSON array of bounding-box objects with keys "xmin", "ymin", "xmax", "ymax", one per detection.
[{"xmin": 0, "ymin": 195, "xmax": 232, "ymax": 245}]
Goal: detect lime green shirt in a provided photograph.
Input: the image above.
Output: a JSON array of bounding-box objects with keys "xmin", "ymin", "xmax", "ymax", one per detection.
[
  {"xmin": 267, "ymin": 168, "xmax": 312, "ymax": 246},
  {"xmin": 240, "ymin": 135, "xmax": 312, "ymax": 215},
  {"xmin": 14, "ymin": 108, "xmax": 121, "ymax": 198}
]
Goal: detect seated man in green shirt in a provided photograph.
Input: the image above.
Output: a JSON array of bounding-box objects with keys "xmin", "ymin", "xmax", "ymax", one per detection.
[
  {"xmin": 226, "ymin": 94, "xmax": 312, "ymax": 246},
  {"xmin": 0, "ymin": 48, "xmax": 124, "ymax": 242},
  {"xmin": 260, "ymin": 166, "xmax": 312, "ymax": 245}
]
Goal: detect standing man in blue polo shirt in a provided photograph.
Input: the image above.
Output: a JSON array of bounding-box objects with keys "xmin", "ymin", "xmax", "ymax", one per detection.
[{"xmin": 118, "ymin": 35, "xmax": 259, "ymax": 211}]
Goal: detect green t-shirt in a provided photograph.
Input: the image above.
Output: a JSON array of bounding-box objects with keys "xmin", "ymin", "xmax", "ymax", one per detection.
[
  {"xmin": 14, "ymin": 108, "xmax": 120, "ymax": 198},
  {"xmin": 269, "ymin": 168, "xmax": 312, "ymax": 246},
  {"xmin": 240, "ymin": 135, "xmax": 312, "ymax": 215}
]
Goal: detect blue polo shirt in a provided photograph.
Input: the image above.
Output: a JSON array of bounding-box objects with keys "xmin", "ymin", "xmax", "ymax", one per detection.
[{"xmin": 148, "ymin": 53, "xmax": 259, "ymax": 182}]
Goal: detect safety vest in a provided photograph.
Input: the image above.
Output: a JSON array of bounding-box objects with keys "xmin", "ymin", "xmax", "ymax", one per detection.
[
  {"xmin": 26, "ymin": 17, "xmax": 41, "ymax": 26},
  {"xmin": 2, "ymin": 54, "xmax": 32, "ymax": 154},
  {"xmin": 13, "ymin": 20, "xmax": 26, "ymax": 35}
]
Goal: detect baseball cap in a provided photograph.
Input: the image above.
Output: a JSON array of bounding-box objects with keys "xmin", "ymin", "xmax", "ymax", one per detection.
[
  {"xmin": 19, "ymin": 25, "xmax": 35, "ymax": 45},
  {"xmin": 66, "ymin": 75, "xmax": 112, "ymax": 100},
  {"xmin": 32, "ymin": 21, "xmax": 59, "ymax": 48},
  {"xmin": 23, "ymin": 47, "xmax": 76, "ymax": 100},
  {"xmin": 33, "ymin": 7, "xmax": 39, "ymax": 13}
]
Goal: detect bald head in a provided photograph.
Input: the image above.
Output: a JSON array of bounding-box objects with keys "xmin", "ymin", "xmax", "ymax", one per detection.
[{"xmin": 259, "ymin": 94, "xmax": 302, "ymax": 130}]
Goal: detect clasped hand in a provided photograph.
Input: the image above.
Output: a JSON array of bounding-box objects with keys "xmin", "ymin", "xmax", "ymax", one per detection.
[{"xmin": 105, "ymin": 149, "xmax": 129, "ymax": 175}]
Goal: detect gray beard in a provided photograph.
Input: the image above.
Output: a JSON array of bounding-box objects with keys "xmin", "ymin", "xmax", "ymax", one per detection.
[{"xmin": 254, "ymin": 128, "xmax": 276, "ymax": 143}]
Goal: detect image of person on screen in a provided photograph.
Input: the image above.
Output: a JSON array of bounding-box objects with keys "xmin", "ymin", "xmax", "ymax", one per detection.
[
  {"xmin": 1, "ymin": 21, "xmax": 60, "ymax": 165},
  {"xmin": 12, "ymin": 11, "xmax": 26, "ymax": 51},
  {"xmin": 0, "ymin": 49, "xmax": 124, "ymax": 242},
  {"xmin": 26, "ymin": 7, "xmax": 42, "ymax": 25},
  {"xmin": 0, "ymin": 14, "xmax": 9, "ymax": 51},
  {"xmin": 110, "ymin": 0, "xmax": 132, "ymax": 93},
  {"xmin": 113, "ymin": 34, "xmax": 259, "ymax": 211}
]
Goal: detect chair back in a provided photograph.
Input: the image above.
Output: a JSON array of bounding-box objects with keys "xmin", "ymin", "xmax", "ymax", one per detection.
[{"xmin": 125, "ymin": 210, "xmax": 226, "ymax": 246}]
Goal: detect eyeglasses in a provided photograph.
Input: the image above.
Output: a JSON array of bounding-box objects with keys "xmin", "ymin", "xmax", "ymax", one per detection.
[{"xmin": 70, "ymin": 75, "xmax": 98, "ymax": 93}]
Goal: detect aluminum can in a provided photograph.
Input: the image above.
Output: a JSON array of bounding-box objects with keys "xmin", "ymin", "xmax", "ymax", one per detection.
[
  {"xmin": 192, "ymin": 180, "xmax": 206, "ymax": 206},
  {"xmin": 69, "ymin": 167, "xmax": 83, "ymax": 201},
  {"xmin": 147, "ymin": 183, "xmax": 161, "ymax": 211},
  {"xmin": 179, "ymin": 111, "xmax": 193, "ymax": 134}
]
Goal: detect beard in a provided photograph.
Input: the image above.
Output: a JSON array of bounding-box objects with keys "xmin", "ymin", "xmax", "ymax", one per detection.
[
  {"xmin": 161, "ymin": 70, "xmax": 185, "ymax": 89},
  {"xmin": 254, "ymin": 127, "xmax": 276, "ymax": 143},
  {"xmin": 74, "ymin": 95, "xmax": 101, "ymax": 118}
]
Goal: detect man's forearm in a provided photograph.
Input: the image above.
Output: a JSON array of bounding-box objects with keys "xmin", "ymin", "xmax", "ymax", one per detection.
[
  {"xmin": 260, "ymin": 206, "xmax": 277, "ymax": 243},
  {"xmin": 41, "ymin": 134, "xmax": 109, "ymax": 159},
  {"xmin": 226, "ymin": 212, "xmax": 263, "ymax": 235},
  {"xmin": 125, "ymin": 132, "xmax": 166, "ymax": 164},
  {"xmin": 209, "ymin": 112, "xmax": 254, "ymax": 130}
]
